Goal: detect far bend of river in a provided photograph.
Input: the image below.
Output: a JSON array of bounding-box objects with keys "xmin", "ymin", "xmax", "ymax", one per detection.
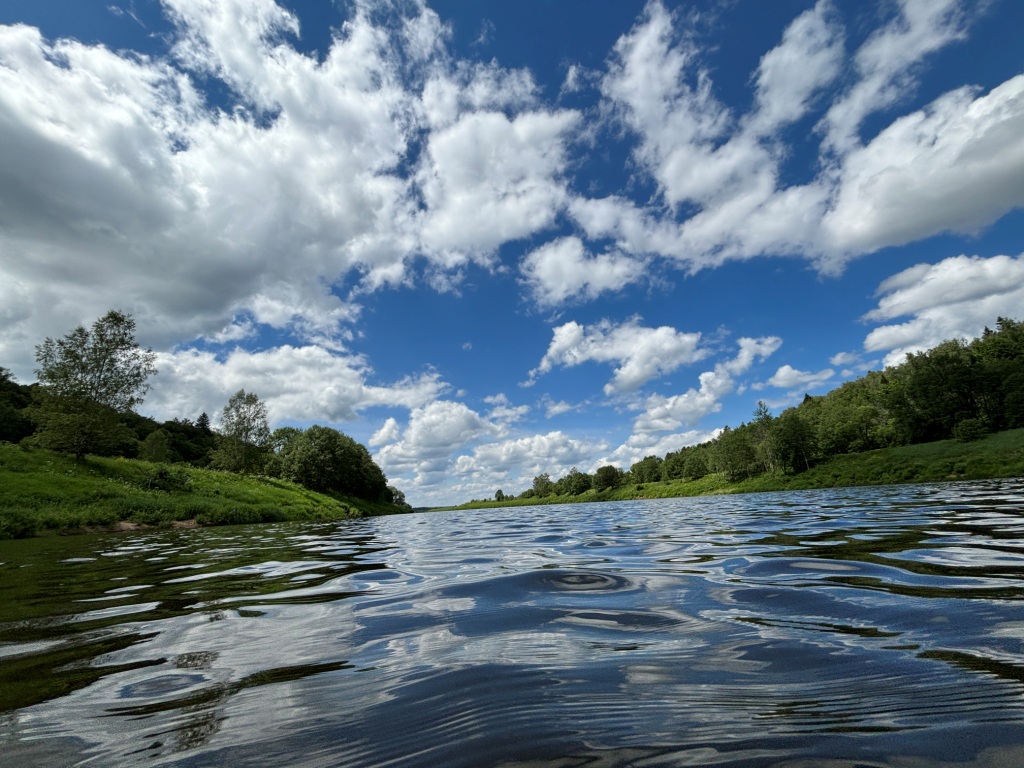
[{"xmin": 5, "ymin": 482, "xmax": 1024, "ymax": 766}]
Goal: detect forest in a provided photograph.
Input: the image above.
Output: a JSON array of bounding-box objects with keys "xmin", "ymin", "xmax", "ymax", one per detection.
[
  {"xmin": 0, "ymin": 311, "xmax": 409, "ymax": 510},
  {"xmin": 501, "ymin": 318, "xmax": 1024, "ymax": 502}
]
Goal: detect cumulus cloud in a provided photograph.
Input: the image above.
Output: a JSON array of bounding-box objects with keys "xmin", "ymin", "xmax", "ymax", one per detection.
[
  {"xmin": 603, "ymin": 427, "xmax": 722, "ymax": 471},
  {"xmin": 373, "ymin": 400, "xmax": 500, "ymax": 486},
  {"xmin": 820, "ymin": 0, "xmax": 970, "ymax": 153},
  {"xmin": 567, "ymin": 0, "xmax": 1020, "ymax": 280},
  {"xmin": 520, "ymin": 237, "xmax": 647, "ymax": 307},
  {"xmin": 862, "ymin": 254, "xmax": 1024, "ymax": 366},
  {"xmin": 632, "ymin": 336, "xmax": 782, "ymax": 434},
  {"xmin": 0, "ymin": 0, "xmax": 583, "ymax": 377},
  {"xmin": 146, "ymin": 345, "xmax": 446, "ymax": 425},
  {"xmin": 526, "ymin": 317, "xmax": 706, "ymax": 394},
  {"xmin": 754, "ymin": 364, "xmax": 835, "ymax": 392},
  {"xmin": 453, "ymin": 431, "xmax": 608, "ymax": 490},
  {"xmin": 822, "ymin": 76, "xmax": 1024, "ymax": 259}
]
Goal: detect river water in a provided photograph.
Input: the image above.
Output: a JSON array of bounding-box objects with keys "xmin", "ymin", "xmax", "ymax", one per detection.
[{"xmin": 3, "ymin": 480, "xmax": 1024, "ymax": 767}]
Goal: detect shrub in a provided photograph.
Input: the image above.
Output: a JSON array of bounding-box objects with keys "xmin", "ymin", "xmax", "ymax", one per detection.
[
  {"xmin": 141, "ymin": 466, "xmax": 193, "ymax": 492},
  {"xmin": 953, "ymin": 418, "xmax": 988, "ymax": 443}
]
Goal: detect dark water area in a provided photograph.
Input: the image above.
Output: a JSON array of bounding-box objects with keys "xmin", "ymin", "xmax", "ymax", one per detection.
[{"xmin": 4, "ymin": 481, "xmax": 1024, "ymax": 766}]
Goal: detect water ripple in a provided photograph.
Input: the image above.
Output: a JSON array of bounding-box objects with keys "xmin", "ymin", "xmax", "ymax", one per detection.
[{"xmin": 3, "ymin": 480, "xmax": 1024, "ymax": 766}]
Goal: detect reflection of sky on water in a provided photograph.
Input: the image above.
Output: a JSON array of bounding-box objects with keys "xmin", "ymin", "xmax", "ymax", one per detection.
[{"xmin": 4, "ymin": 480, "xmax": 1024, "ymax": 765}]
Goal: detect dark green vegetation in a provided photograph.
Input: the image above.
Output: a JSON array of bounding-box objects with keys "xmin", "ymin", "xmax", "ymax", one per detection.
[
  {"xmin": 457, "ymin": 318, "xmax": 1024, "ymax": 509},
  {"xmin": 0, "ymin": 311, "xmax": 410, "ymax": 537},
  {"xmin": 0, "ymin": 442, "xmax": 399, "ymax": 539}
]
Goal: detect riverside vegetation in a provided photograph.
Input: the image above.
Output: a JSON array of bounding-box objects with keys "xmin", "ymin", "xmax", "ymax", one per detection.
[
  {"xmin": 455, "ymin": 318, "xmax": 1024, "ymax": 510},
  {"xmin": 0, "ymin": 311, "xmax": 411, "ymax": 538}
]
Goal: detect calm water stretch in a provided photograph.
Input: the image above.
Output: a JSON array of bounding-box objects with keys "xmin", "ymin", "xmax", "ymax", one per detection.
[{"xmin": 4, "ymin": 481, "xmax": 1024, "ymax": 766}]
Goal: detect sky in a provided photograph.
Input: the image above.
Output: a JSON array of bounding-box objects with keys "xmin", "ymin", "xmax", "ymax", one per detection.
[{"xmin": 1, "ymin": 0, "xmax": 1023, "ymax": 506}]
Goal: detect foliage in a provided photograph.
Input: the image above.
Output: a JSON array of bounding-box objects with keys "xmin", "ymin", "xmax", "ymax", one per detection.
[
  {"xmin": 593, "ymin": 465, "xmax": 624, "ymax": 491},
  {"xmin": 29, "ymin": 311, "xmax": 157, "ymax": 459},
  {"xmin": 630, "ymin": 455, "xmax": 663, "ymax": 483},
  {"xmin": 210, "ymin": 389, "xmax": 271, "ymax": 473},
  {"xmin": 532, "ymin": 473, "xmax": 555, "ymax": 497},
  {"xmin": 277, "ymin": 424, "xmax": 389, "ymax": 501},
  {"xmin": 953, "ymin": 418, "xmax": 988, "ymax": 443},
  {"xmin": 33, "ymin": 310, "xmax": 157, "ymax": 412}
]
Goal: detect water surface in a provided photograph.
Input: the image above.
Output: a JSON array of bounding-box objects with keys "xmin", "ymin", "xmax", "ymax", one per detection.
[{"xmin": 3, "ymin": 480, "xmax": 1024, "ymax": 766}]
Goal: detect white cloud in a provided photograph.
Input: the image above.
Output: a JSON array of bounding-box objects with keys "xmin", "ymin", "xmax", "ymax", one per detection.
[
  {"xmin": 747, "ymin": 1, "xmax": 844, "ymax": 135},
  {"xmin": 520, "ymin": 237, "xmax": 648, "ymax": 307},
  {"xmin": 820, "ymin": 0, "xmax": 970, "ymax": 153},
  {"xmin": 416, "ymin": 109, "xmax": 579, "ymax": 258},
  {"xmin": 0, "ymin": 1, "xmax": 586, "ymax": 377},
  {"xmin": 632, "ymin": 336, "xmax": 782, "ymax": 434},
  {"xmin": 822, "ymin": 76, "xmax": 1024, "ymax": 259},
  {"xmin": 755, "ymin": 364, "xmax": 835, "ymax": 392},
  {"xmin": 862, "ymin": 253, "xmax": 1024, "ymax": 366},
  {"xmin": 374, "ymin": 400, "xmax": 500, "ymax": 486},
  {"xmin": 526, "ymin": 317, "xmax": 706, "ymax": 395},
  {"xmin": 145, "ymin": 345, "xmax": 446, "ymax": 426},
  {"xmin": 453, "ymin": 431, "xmax": 608, "ymax": 490},
  {"xmin": 603, "ymin": 427, "xmax": 722, "ymax": 471}
]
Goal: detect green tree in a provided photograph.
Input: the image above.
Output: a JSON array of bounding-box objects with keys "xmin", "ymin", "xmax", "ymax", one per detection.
[
  {"xmin": 0, "ymin": 368, "xmax": 34, "ymax": 444},
  {"xmin": 210, "ymin": 389, "xmax": 270, "ymax": 473},
  {"xmin": 30, "ymin": 310, "xmax": 157, "ymax": 459},
  {"xmin": 682, "ymin": 450, "xmax": 708, "ymax": 480},
  {"xmin": 138, "ymin": 427, "xmax": 173, "ymax": 463},
  {"xmin": 630, "ymin": 455, "xmax": 663, "ymax": 483},
  {"xmin": 562, "ymin": 467, "xmax": 592, "ymax": 495},
  {"xmin": 495, "ymin": 489, "xmax": 505, "ymax": 502},
  {"xmin": 279, "ymin": 424, "xmax": 388, "ymax": 500},
  {"xmin": 532, "ymin": 473, "xmax": 555, "ymax": 497},
  {"xmin": 593, "ymin": 465, "xmax": 623, "ymax": 491}
]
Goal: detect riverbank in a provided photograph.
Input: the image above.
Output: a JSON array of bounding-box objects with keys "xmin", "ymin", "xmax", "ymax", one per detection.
[
  {"xmin": 448, "ymin": 428, "xmax": 1024, "ymax": 510},
  {"xmin": 0, "ymin": 443, "xmax": 403, "ymax": 539}
]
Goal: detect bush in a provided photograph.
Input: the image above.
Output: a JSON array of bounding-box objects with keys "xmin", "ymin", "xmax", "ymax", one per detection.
[
  {"xmin": 140, "ymin": 466, "xmax": 193, "ymax": 492},
  {"xmin": 953, "ymin": 418, "xmax": 988, "ymax": 443}
]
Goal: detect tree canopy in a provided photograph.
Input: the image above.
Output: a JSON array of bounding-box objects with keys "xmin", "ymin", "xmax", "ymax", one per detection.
[{"xmin": 30, "ymin": 311, "xmax": 157, "ymax": 458}]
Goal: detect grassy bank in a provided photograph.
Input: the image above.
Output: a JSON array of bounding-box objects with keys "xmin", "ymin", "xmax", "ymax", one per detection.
[
  {"xmin": 0, "ymin": 443, "xmax": 402, "ymax": 539},
  {"xmin": 450, "ymin": 428, "xmax": 1024, "ymax": 510}
]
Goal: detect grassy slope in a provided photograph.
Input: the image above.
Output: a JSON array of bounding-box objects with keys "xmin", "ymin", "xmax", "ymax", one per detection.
[
  {"xmin": 0, "ymin": 443, "xmax": 402, "ymax": 538},
  {"xmin": 449, "ymin": 428, "xmax": 1024, "ymax": 511}
]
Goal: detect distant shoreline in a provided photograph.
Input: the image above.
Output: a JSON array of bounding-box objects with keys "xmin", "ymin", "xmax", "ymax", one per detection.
[{"xmin": 445, "ymin": 428, "xmax": 1024, "ymax": 511}]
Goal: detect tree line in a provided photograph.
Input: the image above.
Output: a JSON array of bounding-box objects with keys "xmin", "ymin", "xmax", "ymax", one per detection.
[
  {"xmin": 498, "ymin": 317, "xmax": 1024, "ymax": 502},
  {"xmin": 0, "ymin": 311, "xmax": 408, "ymax": 508}
]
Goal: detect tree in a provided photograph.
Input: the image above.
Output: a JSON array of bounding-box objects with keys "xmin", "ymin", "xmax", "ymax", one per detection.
[
  {"xmin": 630, "ymin": 455, "xmax": 663, "ymax": 483},
  {"xmin": 210, "ymin": 389, "xmax": 270, "ymax": 473},
  {"xmin": 561, "ymin": 467, "xmax": 592, "ymax": 496},
  {"xmin": 593, "ymin": 465, "xmax": 623, "ymax": 491},
  {"xmin": 31, "ymin": 310, "xmax": 157, "ymax": 458},
  {"xmin": 495, "ymin": 489, "xmax": 506, "ymax": 502},
  {"xmin": 35, "ymin": 311, "xmax": 157, "ymax": 411},
  {"xmin": 279, "ymin": 424, "xmax": 388, "ymax": 500},
  {"xmin": 532, "ymin": 473, "xmax": 555, "ymax": 497},
  {"xmin": 139, "ymin": 428, "xmax": 173, "ymax": 463},
  {"xmin": 196, "ymin": 412, "xmax": 212, "ymax": 434}
]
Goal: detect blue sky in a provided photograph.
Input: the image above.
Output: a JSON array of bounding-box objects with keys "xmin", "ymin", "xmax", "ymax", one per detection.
[{"xmin": 2, "ymin": 0, "xmax": 1023, "ymax": 506}]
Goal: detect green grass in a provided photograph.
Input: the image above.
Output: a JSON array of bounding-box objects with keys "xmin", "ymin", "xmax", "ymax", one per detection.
[
  {"xmin": 0, "ymin": 443, "xmax": 403, "ymax": 538},
  {"xmin": 448, "ymin": 429, "xmax": 1024, "ymax": 510}
]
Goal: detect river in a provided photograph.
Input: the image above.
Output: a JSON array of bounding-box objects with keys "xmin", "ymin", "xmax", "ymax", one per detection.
[{"xmin": 3, "ymin": 480, "xmax": 1024, "ymax": 766}]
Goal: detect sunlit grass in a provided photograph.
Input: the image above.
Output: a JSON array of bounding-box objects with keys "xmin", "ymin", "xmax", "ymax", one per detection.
[{"xmin": 0, "ymin": 443, "xmax": 395, "ymax": 538}]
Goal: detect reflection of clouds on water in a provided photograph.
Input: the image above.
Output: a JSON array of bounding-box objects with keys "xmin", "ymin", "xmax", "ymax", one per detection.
[{"xmin": 6, "ymin": 483, "xmax": 1024, "ymax": 765}]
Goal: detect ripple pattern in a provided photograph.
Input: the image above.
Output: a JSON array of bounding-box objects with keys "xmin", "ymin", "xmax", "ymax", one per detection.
[{"xmin": 2, "ymin": 480, "xmax": 1024, "ymax": 766}]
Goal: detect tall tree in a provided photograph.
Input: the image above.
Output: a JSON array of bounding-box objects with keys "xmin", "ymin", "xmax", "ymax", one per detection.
[
  {"xmin": 34, "ymin": 311, "xmax": 157, "ymax": 411},
  {"xmin": 30, "ymin": 311, "xmax": 156, "ymax": 458},
  {"xmin": 210, "ymin": 389, "xmax": 271, "ymax": 473}
]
